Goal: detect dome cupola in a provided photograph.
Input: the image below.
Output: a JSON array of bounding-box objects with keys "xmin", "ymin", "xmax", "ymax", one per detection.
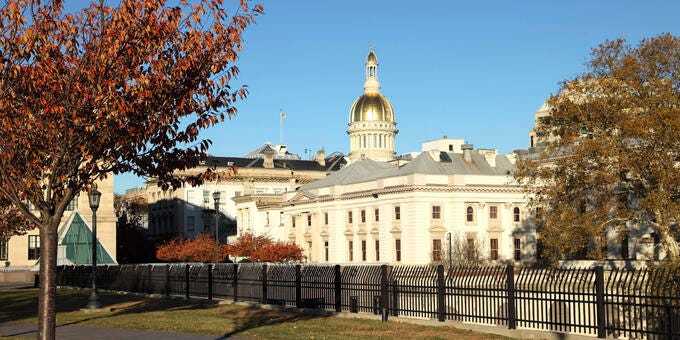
[{"xmin": 347, "ymin": 45, "xmax": 398, "ymax": 163}]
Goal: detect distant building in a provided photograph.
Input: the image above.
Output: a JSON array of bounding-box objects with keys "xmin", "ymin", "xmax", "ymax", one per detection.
[
  {"xmin": 146, "ymin": 142, "xmax": 346, "ymax": 241},
  {"xmin": 1, "ymin": 177, "xmax": 117, "ymax": 270}
]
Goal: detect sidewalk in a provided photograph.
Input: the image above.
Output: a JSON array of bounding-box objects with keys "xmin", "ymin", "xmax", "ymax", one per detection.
[{"xmin": 0, "ymin": 321, "xmax": 240, "ymax": 339}]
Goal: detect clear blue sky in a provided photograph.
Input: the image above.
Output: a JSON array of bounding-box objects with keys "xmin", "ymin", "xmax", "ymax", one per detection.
[{"xmin": 115, "ymin": 0, "xmax": 680, "ymax": 193}]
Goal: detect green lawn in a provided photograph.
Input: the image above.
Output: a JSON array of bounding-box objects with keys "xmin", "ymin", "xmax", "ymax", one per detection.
[{"xmin": 0, "ymin": 288, "xmax": 511, "ymax": 339}]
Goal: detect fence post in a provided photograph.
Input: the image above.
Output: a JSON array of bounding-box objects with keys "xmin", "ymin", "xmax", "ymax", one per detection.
[
  {"xmin": 380, "ymin": 264, "xmax": 389, "ymax": 322},
  {"xmin": 207, "ymin": 264, "xmax": 213, "ymax": 301},
  {"xmin": 506, "ymin": 265, "xmax": 516, "ymax": 330},
  {"xmin": 392, "ymin": 279, "xmax": 399, "ymax": 317},
  {"xmin": 185, "ymin": 264, "xmax": 190, "ymax": 300},
  {"xmin": 147, "ymin": 264, "xmax": 153, "ymax": 294},
  {"xmin": 334, "ymin": 265, "xmax": 342, "ymax": 312},
  {"xmin": 595, "ymin": 266, "xmax": 606, "ymax": 338},
  {"xmin": 437, "ymin": 264, "xmax": 446, "ymax": 322},
  {"xmin": 262, "ymin": 263, "xmax": 268, "ymax": 305},
  {"xmin": 233, "ymin": 263, "xmax": 239, "ymax": 303},
  {"xmin": 165, "ymin": 264, "xmax": 170, "ymax": 297},
  {"xmin": 295, "ymin": 264, "xmax": 302, "ymax": 308}
]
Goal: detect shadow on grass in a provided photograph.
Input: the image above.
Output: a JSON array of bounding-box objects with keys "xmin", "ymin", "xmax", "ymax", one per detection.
[
  {"xmin": 0, "ymin": 288, "xmax": 332, "ymax": 338},
  {"xmin": 218, "ymin": 306, "xmax": 328, "ymax": 339}
]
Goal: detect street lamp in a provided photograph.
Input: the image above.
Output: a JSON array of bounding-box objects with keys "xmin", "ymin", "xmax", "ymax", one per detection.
[
  {"xmin": 213, "ymin": 191, "xmax": 221, "ymax": 263},
  {"xmin": 85, "ymin": 189, "xmax": 102, "ymax": 310}
]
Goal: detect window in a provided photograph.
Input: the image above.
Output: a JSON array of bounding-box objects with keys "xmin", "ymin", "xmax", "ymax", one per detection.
[
  {"xmin": 466, "ymin": 238, "xmax": 475, "ymax": 260},
  {"xmin": 490, "ymin": 239, "xmax": 499, "ymax": 260},
  {"xmin": 266, "ymin": 212, "xmax": 270, "ymax": 226},
  {"xmin": 449, "ymin": 144, "xmax": 453, "ymax": 151},
  {"xmin": 279, "ymin": 212, "xmax": 284, "ymax": 227},
  {"xmin": 292, "ymin": 216, "xmax": 296, "ymax": 228},
  {"xmin": 0, "ymin": 239, "xmax": 7, "ymax": 260},
  {"xmin": 375, "ymin": 240, "xmax": 380, "ymax": 261},
  {"xmin": 324, "ymin": 212, "xmax": 328, "ymax": 225},
  {"xmin": 361, "ymin": 240, "xmax": 367, "ymax": 261},
  {"xmin": 466, "ymin": 206, "xmax": 474, "ymax": 222},
  {"xmin": 621, "ymin": 231, "xmax": 629, "ymax": 259},
  {"xmin": 360, "ymin": 210, "xmax": 366, "ymax": 223},
  {"xmin": 28, "ymin": 235, "xmax": 40, "ymax": 260},
  {"xmin": 395, "ymin": 239, "xmax": 401, "ymax": 262},
  {"xmin": 535, "ymin": 207, "xmax": 543, "ymax": 221},
  {"xmin": 374, "ymin": 208, "xmax": 379, "ymax": 222},
  {"xmin": 489, "ymin": 206, "xmax": 498, "ymax": 219},
  {"xmin": 203, "ymin": 190, "xmax": 210, "ymax": 204},
  {"xmin": 513, "ymin": 207, "xmax": 520, "ymax": 222},
  {"xmin": 349, "ymin": 241, "xmax": 354, "ymax": 261},
  {"xmin": 514, "ymin": 238, "xmax": 521, "ymax": 261},
  {"xmin": 348, "ymin": 211, "xmax": 353, "ymax": 224},
  {"xmin": 432, "ymin": 205, "xmax": 441, "ymax": 219},
  {"xmin": 66, "ymin": 197, "xmax": 78, "ymax": 211},
  {"xmin": 432, "ymin": 239, "xmax": 442, "ymax": 261},
  {"xmin": 394, "ymin": 206, "xmax": 401, "ymax": 220},
  {"xmin": 307, "ymin": 214, "xmax": 312, "ymax": 227},
  {"xmin": 187, "ymin": 216, "xmax": 195, "ymax": 232},
  {"xmin": 325, "ymin": 241, "xmax": 329, "ymax": 261}
]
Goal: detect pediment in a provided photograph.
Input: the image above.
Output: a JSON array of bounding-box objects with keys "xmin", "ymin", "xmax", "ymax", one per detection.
[
  {"xmin": 428, "ymin": 225, "xmax": 447, "ymax": 233},
  {"xmin": 288, "ymin": 190, "xmax": 317, "ymax": 203}
]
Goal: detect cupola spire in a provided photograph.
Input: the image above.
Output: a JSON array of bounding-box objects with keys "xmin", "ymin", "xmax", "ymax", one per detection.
[{"xmin": 364, "ymin": 45, "xmax": 380, "ymax": 93}]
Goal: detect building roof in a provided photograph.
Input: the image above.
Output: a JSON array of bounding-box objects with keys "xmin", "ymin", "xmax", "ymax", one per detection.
[
  {"xmin": 300, "ymin": 150, "xmax": 515, "ymax": 190},
  {"xmin": 202, "ymin": 155, "xmax": 346, "ymax": 172}
]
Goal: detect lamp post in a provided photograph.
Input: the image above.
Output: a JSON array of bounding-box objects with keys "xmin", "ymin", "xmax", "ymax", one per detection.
[
  {"xmin": 445, "ymin": 232, "xmax": 453, "ymax": 271},
  {"xmin": 213, "ymin": 191, "xmax": 221, "ymax": 263},
  {"xmin": 85, "ymin": 189, "xmax": 102, "ymax": 310}
]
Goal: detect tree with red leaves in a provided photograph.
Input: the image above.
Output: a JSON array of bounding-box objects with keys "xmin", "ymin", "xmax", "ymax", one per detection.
[
  {"xmin": 224, "ymin": 232, "xmax": 303, "ymax": 262},
  {"xmin": 0, "ymin": 1, "xmax": 262, "ymax": 338}
]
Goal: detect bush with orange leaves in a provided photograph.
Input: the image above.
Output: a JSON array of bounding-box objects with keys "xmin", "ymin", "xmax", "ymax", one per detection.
[
  {"xmin": 224, "ymin": 232, "xmax": 303, "ymax": 262},
  {"xmin": 156, "ymin": 232, "xmax": 303, "ymax": 263}
]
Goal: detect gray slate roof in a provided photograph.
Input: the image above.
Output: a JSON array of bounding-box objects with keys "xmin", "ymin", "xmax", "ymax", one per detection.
[{"xmin": 301, "ymin": 151, "xmax": 515, "ymax": 190}]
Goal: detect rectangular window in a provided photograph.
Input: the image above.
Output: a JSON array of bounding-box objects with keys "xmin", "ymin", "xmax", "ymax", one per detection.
[
  {"xmin": 432, "ymin": 205, "xmax": 441, "ymax": 219},
  {"xmin": 375, "ymin": 240, "xmax": 380, "ymax": 261},
  {"xmin": 432, "ymin": 239, "xmax": 442, "ymax": 261},
  {"xmin": 0, "ymin": 239, "xmax": 7, "ymax": 260},
  {"xmin": 466, "ymin": 238, "xmax": 475, "ymax": 260},
  {"xmin": 395, "ymin": 239, "xmax": 401, "ymax": 262},
  {"xmin": 187, "ymin": 216, "xmax": 195, "ymax": 232},
  {"xmin": 203, "ymin": 190, "xmax": 210, "ymax": 204},
  {"xmin": 514, "ymin": 238, "xmax": 521, "ymax": 261},
  {"xmin": 513, "ymin": 207, "xmax": 521, "ymax": 223},
  {"xmin": 490, "ymin": 238, "xmax": 499, "ymax": 260},
  {"xmin": 374, "ymin": 208, "xmax": 379, "ymax": 222},
  {"xmin": 349, "ymin": 241, "xmax": 354, "ymax": 261},
  {"xmin": 360, "ymin": 210, "xmax": 366, "ymax": 223},
  {"xmin": 28, "ymin": 235, "xmax": 40, "ymax": 260},
  {"xmin": 324, "ymin": 212, "xmax": 328, "ymax": 225},
  {"xmin": 535, "ymin": 207, "xmax": 543, "ymax": 221},
  {"xmin": 307, "ymin": 214, "xmax": 312, "ymax": 227},
  {"xmin": 394, "ymin": 206, "xmax": 401, "ymax": 220},
  {"xmin": 621, "ymin": 232, "xmax": 629, "ymax": 259},
  {"xmin": 66, "ymin": 197, "xmax": 78, "ymax": 211},
  {"xmin": 292, "ymin": 216, "xmax": 296, "ymax": 228},
  {"xmin": 348, "ymin": 211, "xmax": 353, "ymax": 224},
  {"xmin": 489, "ymin": 206, "xmax": 498, "ymax": 219},
  {"xmin": 361, "ymin": 240, "xmax": 367, "ymax": 261},
  {"xmin": 325, "ymin": 241, "xmax": 329, "ymax": 261}
]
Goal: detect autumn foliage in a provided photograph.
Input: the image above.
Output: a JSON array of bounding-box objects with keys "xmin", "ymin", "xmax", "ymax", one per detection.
[
  {"xmin": 157, "ymin": 232, "xmax": 303, "ymax": 263},
  {"xmin": 0, "ymin": 0, "xmax": 262, "ymax": 337}
]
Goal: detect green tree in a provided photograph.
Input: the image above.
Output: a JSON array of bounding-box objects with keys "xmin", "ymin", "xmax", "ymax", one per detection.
[
  {"xmin": 515, "ymin": 34, "xmax": 680, "ymax": 265},
  {"xmin": 0, "ymin": 1, "xmax": 262, "ymax": 338}
]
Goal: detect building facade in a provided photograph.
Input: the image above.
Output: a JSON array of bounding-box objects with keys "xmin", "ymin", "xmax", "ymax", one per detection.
[{"xmin": 1, "ymin": 176, "xmax": 117, "ymax": 270}]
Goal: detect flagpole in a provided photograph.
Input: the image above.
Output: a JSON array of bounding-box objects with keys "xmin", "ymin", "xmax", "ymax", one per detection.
[{"xmin": 279, "ymin": 109, "xmax": 284, "ymax": 145}]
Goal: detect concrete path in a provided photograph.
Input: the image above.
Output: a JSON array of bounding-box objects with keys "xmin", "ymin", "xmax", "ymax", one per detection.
[{"xmin": 0, "ymin": 321, "xmax": 242, "ymax": 339}]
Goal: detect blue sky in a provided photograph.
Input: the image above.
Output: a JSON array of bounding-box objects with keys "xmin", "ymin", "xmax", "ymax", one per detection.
[{"xmin": 115, "ymin": 0, "xmax": 680, "ymax": 193}]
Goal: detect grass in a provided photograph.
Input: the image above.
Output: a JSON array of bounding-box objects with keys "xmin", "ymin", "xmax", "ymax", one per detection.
[{"xmin": 0, "ymin": 288, "xmax": 511, "ymax": 339}]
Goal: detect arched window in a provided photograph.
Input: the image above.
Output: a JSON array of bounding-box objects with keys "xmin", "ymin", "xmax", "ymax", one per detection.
[
  {"xmin": 466, "ymin": 206, "xmax": 474, "ymax": 222},
  {"xmin": 513, "ymin": 207, "xmax": 520, "ymax": 222}
]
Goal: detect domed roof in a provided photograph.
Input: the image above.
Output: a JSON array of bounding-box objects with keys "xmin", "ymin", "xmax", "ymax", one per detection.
[
  {"xmin": 350, "ymin": 92, "xmax": 395, "ymax": 123},
  {"xmin": 366, "ymin": 50, "xmax": 378, "ymax": 65}
]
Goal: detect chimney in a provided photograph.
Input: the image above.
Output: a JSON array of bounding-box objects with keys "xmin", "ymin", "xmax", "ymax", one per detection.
[
  {"xmin": 263, "ymin": 150, "xmax": 274, "ymax": 168},
  {"xmin": 461, "ymin": 144, "xmax": 473, "ymax": 163},
  {"xmin": 316, "ymin": 149, "xmax": 326, "ymax": 167}
]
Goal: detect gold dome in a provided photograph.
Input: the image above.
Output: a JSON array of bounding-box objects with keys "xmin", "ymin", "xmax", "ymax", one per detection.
[{"xmin": 350, "ymin": 93, "xmax": 395, "ymax": 123}]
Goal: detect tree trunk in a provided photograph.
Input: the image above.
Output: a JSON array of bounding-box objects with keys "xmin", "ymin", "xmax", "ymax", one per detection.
[
  {"xmin": 662, "ymin": 230, "xmax": 680, "ymax": 260},
  {"xmin": 37, "ymin": 221, "xmax": 59, "ymax": 340}
]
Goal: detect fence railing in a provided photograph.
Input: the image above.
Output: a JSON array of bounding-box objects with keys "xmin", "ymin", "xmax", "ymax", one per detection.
[{"xmin": 56, "ymin": 264, "xmax": 680, "ymax": 339}]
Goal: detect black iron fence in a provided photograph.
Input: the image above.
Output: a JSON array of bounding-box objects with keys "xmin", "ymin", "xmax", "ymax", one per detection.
[{"xmin": 56, "ymin": 264, "xmax": 680, "ymax": 339}]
